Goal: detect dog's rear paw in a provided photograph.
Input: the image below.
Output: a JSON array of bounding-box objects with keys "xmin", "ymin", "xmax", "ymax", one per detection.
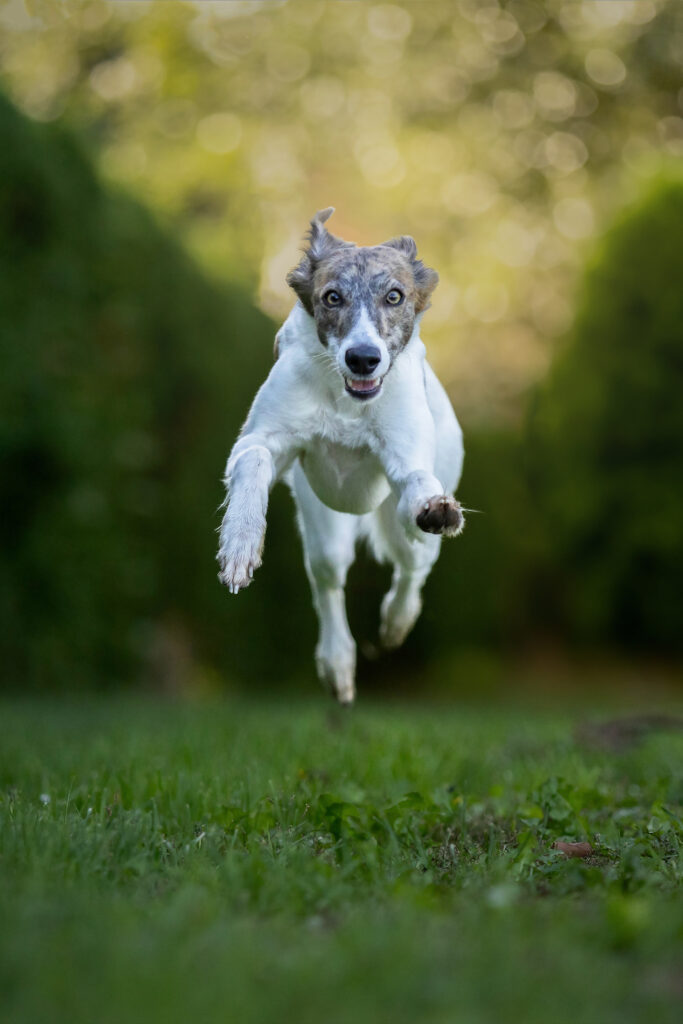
[
  {"xmin": 416, "ymin": 496, "xmax": 464, "ymax": 537},
  {"xmin": 315, "ymin": 650, "xmax": 356, "ymax": 706},
  {"xmin": 379, "ymin": 588, "xmax": 422, "ymax": 650}
]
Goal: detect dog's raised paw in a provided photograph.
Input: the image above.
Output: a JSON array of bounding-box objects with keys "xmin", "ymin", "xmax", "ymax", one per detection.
[{"xmin": 416, "ymin": 495, "xmax": 464, "ymax": 537}]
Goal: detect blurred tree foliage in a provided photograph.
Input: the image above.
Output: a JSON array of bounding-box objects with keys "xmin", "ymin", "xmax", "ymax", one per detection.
[{"xmin": 1, "ymin": 0, "xmax": 681, "ymax": 424}]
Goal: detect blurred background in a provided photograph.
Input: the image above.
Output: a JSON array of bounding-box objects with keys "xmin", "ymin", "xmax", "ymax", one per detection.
[{"xmin": 0, "ymin": 0, "xmax": 681, "ymax": 698}]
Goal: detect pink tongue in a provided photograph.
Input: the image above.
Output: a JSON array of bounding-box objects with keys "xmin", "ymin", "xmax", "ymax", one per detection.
[{"xmin": 349, "ymin": 378, "xmax": 378, "ymax": 392}]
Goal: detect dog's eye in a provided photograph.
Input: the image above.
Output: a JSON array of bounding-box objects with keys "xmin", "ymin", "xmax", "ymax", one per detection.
[
  {"xmin": 323, "ymin": 290, "xmax": 342, "ymax": 308},
  {"xmin": 386, "ymin": 289, "xmax": 404, "ymax": 306}
]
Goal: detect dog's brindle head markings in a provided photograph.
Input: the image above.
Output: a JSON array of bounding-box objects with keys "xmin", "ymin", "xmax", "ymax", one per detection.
[{"xmin": 286, "ymin": 208, "xmax": 439, "ymax": 401}]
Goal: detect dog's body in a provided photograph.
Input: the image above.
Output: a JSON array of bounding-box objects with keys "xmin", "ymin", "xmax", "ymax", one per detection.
[{"xmin": 218, "ymin": 210, "xmax": 464, "ymax": 703}]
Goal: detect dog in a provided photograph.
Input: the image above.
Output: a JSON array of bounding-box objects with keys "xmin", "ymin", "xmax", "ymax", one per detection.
[{"xmin": 217, "ymin": 209, "xmax": 464, "ymax": 704}]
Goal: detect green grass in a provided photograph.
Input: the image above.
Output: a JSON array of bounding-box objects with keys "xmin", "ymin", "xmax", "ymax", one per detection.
[{"xmin": 1, "ymin": 696, "xmax": 682, "ymax": 1023}]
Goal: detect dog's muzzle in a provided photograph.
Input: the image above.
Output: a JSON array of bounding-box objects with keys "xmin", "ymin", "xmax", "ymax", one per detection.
[
  {"xmin": 342, "ymin": 343, "xmax": 384, "ymax": 400},
  {"xmin": 345, "ymin": 377, "xmax": 383, "ymax": 400}
]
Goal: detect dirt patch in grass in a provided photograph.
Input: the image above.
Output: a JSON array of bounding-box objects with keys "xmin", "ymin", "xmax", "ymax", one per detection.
[{"xmin": 576, "ymin": 714, "xmax": 683, "ymax": 751}]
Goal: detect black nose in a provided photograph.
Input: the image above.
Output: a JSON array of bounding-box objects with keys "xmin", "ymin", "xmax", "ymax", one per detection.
[{"xmin": 345, "ymin": 344, "xmax": 381, "ymax": 376}]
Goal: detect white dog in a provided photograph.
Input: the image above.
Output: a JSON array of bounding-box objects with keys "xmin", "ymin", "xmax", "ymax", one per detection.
[{"xmin": 218, "ymin": 209, "xmax": 464, "ymax": 704}]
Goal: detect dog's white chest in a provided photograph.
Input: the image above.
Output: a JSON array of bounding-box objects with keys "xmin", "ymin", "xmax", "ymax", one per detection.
[{"xmin": 300, "ymin": 438, "xmax": 391, "ymax": 515}]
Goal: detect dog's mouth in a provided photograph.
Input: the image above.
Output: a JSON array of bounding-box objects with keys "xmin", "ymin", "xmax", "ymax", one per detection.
[{"xmin": 345, "ymin": 377, "xmax": 383, "ymax": 401}]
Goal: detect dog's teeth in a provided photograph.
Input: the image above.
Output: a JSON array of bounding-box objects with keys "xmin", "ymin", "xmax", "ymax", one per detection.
[
  {"xmin": 424, "ymin": 502, "xmax": 430, "ymax": 510},
  {"xmin": 248, "ymin": 566, "xmax": 253, "ymax": 578}
]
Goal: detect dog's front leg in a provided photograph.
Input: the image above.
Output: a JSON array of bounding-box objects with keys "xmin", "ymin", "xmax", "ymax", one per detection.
[
  {"xmin": 217, "ymin": 438, "xmax": 278, "ymax": 593},
  {"xmin": 379, "ymin": 425, "xmax": 464, "ymax": 542},
  {"xmin": 218, "ymin": 350, "xmax": 308, "ymax": 592}
]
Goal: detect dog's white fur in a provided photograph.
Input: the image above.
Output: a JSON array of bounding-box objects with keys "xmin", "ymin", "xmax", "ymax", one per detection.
[{"xmin": 218, "ymin": 258, "xmax": 464, "ymax": 704}]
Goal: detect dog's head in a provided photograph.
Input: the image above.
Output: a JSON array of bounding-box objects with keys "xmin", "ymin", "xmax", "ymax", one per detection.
[{"xmin": 286, "ymin": 208, "xmax": 438, "ymax": 402}]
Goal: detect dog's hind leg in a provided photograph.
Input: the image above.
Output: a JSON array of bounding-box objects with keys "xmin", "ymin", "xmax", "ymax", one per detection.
[
  {"xmin": 289, "ymin": 461, "xmax": 358, "ymax": 705},
  {"xmin": 369, "ymin": 493, "xmax": 441, "ymax": 650}
]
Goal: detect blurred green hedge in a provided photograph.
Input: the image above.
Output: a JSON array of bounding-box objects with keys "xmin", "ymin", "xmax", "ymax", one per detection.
[
  {"xmin": 1, "ymin": 91, "xmax": 681, "ymax": 694},
  {"xmin": 423, "ymin": 175, "xmax": 683, "ymax": 667},
  {"xmin": 0, "ymin": 92, "xmax": 306, "ymax": 691},
  {"xmin": 525, "ymin": 178, "xmax": 683, "ymax": 653}
]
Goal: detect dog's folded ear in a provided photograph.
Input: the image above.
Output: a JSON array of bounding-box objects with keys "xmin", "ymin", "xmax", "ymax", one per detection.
[
  {"xmin": 307, "ymin": 207, "xmax": 345, "ymax": 262},
  {"xmin": 382, "ymin": 235, "xmax": 439, "ymax": 313},
  {"xmin": 286, "ymin": 208, "xmax": 352, "ymax": 314},
  {"xmin": 382, "ymin": 235, "xmax": 418, "ymax": 260}
]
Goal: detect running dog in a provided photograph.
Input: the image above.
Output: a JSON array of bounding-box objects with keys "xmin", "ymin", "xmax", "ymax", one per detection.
[{"xmin": 217, "ymin": 209, "xmax": 464, "ymax": 704}]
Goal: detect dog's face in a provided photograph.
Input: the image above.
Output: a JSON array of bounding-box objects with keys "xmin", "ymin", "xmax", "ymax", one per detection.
[{"xmin": 286, "ymin": 209, "xmax": 438, "ymax": 402}]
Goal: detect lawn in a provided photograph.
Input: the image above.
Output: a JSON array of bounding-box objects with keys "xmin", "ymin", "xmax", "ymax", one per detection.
[{"xmin": 1, "ymin": 695, "xmax": 682, "ymax": 1024}]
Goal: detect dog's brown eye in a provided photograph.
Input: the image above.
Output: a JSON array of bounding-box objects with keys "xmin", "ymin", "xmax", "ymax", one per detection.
[
  {"xmin": 323, "ymin": 290, "xmax": 342, "ymax": 308},
  {"xmin": 386, "ymin": 289, "xmax": 404, "ymax": 306}
]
